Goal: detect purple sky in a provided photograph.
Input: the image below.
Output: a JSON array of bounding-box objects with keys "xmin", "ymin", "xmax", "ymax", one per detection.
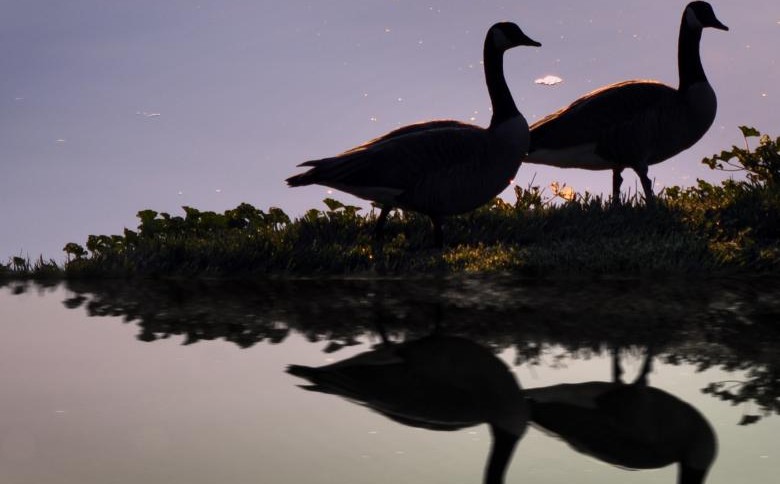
[{"xmin": 1, "ymin": 0, "xmax": 778, "ymax": 260}]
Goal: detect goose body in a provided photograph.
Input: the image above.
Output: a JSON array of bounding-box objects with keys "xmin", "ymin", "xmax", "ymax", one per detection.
[
  {"xmin": 526, "ymin": 350, "xmax": 717, "ymax": 484},
  {"xmin": 287, "ymin": 23, "xmax": 540, "ymax": 246},
  {"xmin": 287, "ymin": 335, "xmax": 529, "ymax": 484},
  {"xmin": 526, "ymin": 1, "xmax": 728, "ymax": 203}
]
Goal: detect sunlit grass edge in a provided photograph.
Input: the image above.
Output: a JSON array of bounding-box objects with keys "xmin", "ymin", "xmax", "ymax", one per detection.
[{"xmin": 2, "ymin": 127, "xmax": 778, "ymax": 279}]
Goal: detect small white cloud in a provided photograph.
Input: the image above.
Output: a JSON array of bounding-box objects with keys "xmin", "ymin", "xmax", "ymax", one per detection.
[
  {"xmin": 535, "ymin": 75, "xmax": 563, "ymax": 86},
  {"xmin": 136, "ymin": 111, "xmax": 161, "ymax": 117},
  {"xmin": 56, "ymin": 138, "xmax": 66, "ymax": 143}
]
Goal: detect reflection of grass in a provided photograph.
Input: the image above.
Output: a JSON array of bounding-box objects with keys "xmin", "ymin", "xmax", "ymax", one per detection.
[
  {"xmin": 11, "ymin": 275, "xmax": 777, "ymax": 423},
  {"xmin": 2, "ymin": 127, "xmax": 779, "ymax": 279}
]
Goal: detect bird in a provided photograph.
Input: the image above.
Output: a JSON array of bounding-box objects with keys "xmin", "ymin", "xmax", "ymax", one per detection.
[
  {"xmin": 525, "ymin": 348, "xmax": 717, "ymax": 484},
  {"xmin": 286, "ymin": 22, "xmax": 541, "ymax": 247},
  {"xmin": 287, "ymin": 335, "xmax": 529, "ymax": 484},
  {"xmin": 525, "ymin": 1, "xmax": 728, "ymax": 205}
]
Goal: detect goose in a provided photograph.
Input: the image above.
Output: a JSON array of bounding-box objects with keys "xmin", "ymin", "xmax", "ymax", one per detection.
[
  {"xmin": 525, "ymin": 1, "xmax": 728, "ymax": 204},
  {"xmin": 286, "ymin": 22, "xmax": 540, "ymax": 247},
  {"xmin": 287, "ymin": 335, "xmax": 529, "ymax": 484},
  {"xmin": 525, "ymin": 348, "xmax": 717, "ymax": 484}
]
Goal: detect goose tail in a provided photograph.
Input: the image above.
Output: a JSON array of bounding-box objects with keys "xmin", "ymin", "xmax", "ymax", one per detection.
[
  {"xmin": 285, "ymin": 171, "xmax": 315, "ymax": 187},
  {"xmin": 285, "ymin": 153, "xmax": 361, "ymax": 187},
  {"xmin": 285, "ymin": 159, "xmax": 326, "ymax": 187},
  {"xmin": 286, "ymin": 364, "xmax": 365, "ymax": 399}
]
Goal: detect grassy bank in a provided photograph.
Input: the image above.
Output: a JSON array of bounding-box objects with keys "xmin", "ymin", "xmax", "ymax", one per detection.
[{"xmin": 3, "ymin": 127, "xmax": 779, "ymax": 279}]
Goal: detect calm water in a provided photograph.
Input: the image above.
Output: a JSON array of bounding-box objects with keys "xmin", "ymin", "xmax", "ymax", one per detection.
[{"xmin": 1, "ymin": 277, "xmax": 778, "ymax": 484}]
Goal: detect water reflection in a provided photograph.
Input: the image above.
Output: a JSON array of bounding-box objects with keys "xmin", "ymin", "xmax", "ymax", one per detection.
[
  {"xmin": 2, "ymin": 277, "xmax": 780, "ymax": 482},
  {"xmin": 2, "ymin": 275, "xmax": 779, "ymax": 424},
  {"xmin": 288, "ymin": 334, "xmax": 528, "ymax": 484},
  {"xmin": 527, "ymin": 348, "xmax": 716, "ymax": 484}
]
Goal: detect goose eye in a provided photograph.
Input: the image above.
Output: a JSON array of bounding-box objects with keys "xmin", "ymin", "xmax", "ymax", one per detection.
[
  {"xmin": 491, "ymin": 27, "xmax": 512, "ymax": 50},
  {"xmin": 685, "ymin": 6, "xmax": 704, "ymax": 29}
]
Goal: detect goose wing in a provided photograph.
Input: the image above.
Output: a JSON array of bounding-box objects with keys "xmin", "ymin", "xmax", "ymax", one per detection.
[
  {"xmin": 286, "ymin": 122, "xmax": 487, "ymax": 204},
  {"xmin": 287, "ymin": 336, "xmax": 516, "ymax": 430},
  {"xmin": 530, "ymin": 80, "xmax": 678, "ymax": 158}
]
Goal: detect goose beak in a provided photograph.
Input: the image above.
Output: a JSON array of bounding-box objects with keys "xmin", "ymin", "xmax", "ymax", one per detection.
[
  {"xmin": 711, "ymin": 18, "xmax": 729, "ymax": 31},
  {"xmin": 527, "ymin": 38, "xmax": 542, "ymax": 47},
  {"xmin": 708, "ymin": 14, "xmax": 729, "ymax": 30}
]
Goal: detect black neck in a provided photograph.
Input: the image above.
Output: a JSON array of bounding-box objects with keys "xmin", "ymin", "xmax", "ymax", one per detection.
[
  {"xmin": 484, "ymin": 425, "xmax": 518, "ymax": 484},
  {"xmin": 678, "ymin": 15, "xmax": 707, "ymax": 91},
  {"xmin": 678, "ymin": 463, "xmax": 709, "ymax": 484},
  {"xmin": 484, "ymin": 39, "xmax": 519, "ymax": 130}
]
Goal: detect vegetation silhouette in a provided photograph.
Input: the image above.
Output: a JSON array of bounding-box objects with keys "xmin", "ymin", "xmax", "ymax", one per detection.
[
  {"xmin": 1, "ymin": 127, "xmax": 777, "ymax": 278},
  {"xmin": 9, "ymin": 275, "xmax": 774, "ymax": 424}
]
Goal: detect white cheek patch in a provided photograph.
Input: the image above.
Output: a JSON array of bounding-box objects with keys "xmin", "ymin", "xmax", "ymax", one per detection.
[
  {"xmin": 685, "ymin": 6, "xmax": 704, "ymax": 29},
  {"xmin": 492, "ymin": 27, "xmax": 511, "ymax": 50}
]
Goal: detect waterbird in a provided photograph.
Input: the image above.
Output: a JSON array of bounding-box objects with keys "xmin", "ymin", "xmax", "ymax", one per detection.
[
  {"xmin": 526, "ymin": 1, "xmax": 728, "ymax": 205},
  {"xmin": 525, "ymin": 348, "xmax": 717, "ymax": 484},
  {"xmin": 287, "ymin": 335, "xmax": 529, "ymax": 484},
  {"xmin": 286, "ymin": 22, "xmax": 541, "ymax": 247}
]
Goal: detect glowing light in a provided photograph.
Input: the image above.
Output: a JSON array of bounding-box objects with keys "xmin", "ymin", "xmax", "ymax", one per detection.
[
  {"xmin": 535, "ymin": 75, "xmax": 563, "ymax": 86},
  {"xmin": 215, "ymin": 188, "xmax": 222, "ymax": 193},
  {"xmin": 369, "ymin": 116, "xmax": 378, "ymax": 122},
  {"xmin": 384, "ymin": 28, "xmax": 391, "ymax": 33},
  {"xmin": 56, "ymin": 138, "xmax": 66, "ymax": 143}
]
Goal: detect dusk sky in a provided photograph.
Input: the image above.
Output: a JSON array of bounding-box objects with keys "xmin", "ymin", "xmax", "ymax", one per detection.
[{"xmin": 2, "ymin": 0, "xmax": 778, "ymax": 260}]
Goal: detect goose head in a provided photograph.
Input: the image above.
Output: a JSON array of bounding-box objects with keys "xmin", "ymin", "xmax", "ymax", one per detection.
[
  {"xmin": 488, "ymin": 22, "xmax": 542, "ymax": 52},
  {"xmin": 685, "ymin": 1, "xmax": 729, "ymax": 31}
]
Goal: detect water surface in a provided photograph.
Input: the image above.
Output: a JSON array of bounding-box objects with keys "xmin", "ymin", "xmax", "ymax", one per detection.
[{"xmin": 1, "ymin": 277, "xmax": 778, "ymax": 483}]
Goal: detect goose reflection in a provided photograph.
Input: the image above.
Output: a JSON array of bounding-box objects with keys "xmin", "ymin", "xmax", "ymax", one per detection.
[
  {"xmin": 287, "ymin": 335, "xmax": 528, "ymax": 484},
  {"xmin": 526, "ymin": 349, "xmax": 717, "ymax": 484}
]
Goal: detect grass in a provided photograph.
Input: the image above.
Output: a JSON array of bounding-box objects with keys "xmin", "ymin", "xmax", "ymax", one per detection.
[{"xmin": 3, "ymin": 127, "xmax": 779, "ymax": 279}]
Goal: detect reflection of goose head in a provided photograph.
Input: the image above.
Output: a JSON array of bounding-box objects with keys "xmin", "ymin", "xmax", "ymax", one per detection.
[
  {"xmin": 287, "ymin": 335, "xmax": 528, "ymax": 484},
  {"xmin": 525, "ymin": 349, "xmax": 717, "ymax": 484}
]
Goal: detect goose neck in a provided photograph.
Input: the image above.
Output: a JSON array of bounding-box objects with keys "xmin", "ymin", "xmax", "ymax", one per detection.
[
  {"xmin": 678, "ymin": 16, "xmax": 707, "ymax": 91},
  {"xmin": 484, "ymin": 425, "xmax": 519, "ymax": 484},
  {"xmin": 484, "ymin": 41, "xmax": 520, "ymax": 130}
]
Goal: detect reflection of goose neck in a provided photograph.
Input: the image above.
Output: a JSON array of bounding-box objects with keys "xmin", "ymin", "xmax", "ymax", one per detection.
[
  {"xmin": 287, "ymin": 335, "xmax": 528, "ymax": 484},
  {"xmin": 486, "ymin": 425, "xmax": 521, "ymax": 484}
]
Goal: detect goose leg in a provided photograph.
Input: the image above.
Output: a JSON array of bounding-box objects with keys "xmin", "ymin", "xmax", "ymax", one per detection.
[
  {"xmin": 634, "ymin": 347, "xmax": 654, "ymax": 387},
  {"xmin": 431, "ymin": 215, "xmax": 444, "ymax": 248},
  {"xmin": 634, "ymin": 164, "xmax": 655, "ymax": 207},
  {"xmin": 611, "ymin": 168, "xmax": 624, "ymax": 205},
  {"xmin": 611, "ymin": 347, "xmax": 624, "ymax": 383},
  {"xmin": 374, "ymin": 207, "xmax": 389, "ymax": 242}
]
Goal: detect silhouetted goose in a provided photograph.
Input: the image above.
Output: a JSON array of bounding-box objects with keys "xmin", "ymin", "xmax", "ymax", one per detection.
[
  {"xmin": 287, "ymin": 336, "xmax": 529, "ymax": 484},
  {"xmin": 286, "ymin": 22, "xmax": 540, "ymax": 247},
  {"xmin": 526, "ymin": 1, "xmax": 728, "ymax": 204},
  {"xmin": 525, "ymin": 349, "xmax": 717, "ymax": 484}
]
